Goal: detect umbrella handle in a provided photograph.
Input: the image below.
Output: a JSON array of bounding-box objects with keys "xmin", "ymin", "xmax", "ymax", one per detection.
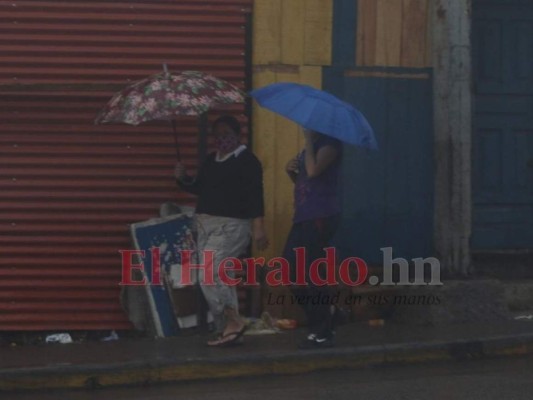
[{"xmin": 171, "ymin": 120, "xmax": 181, "ymax": 161}]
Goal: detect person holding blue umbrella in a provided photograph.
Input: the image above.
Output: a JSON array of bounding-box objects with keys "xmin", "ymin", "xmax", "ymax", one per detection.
[
  {"xmin": 284, "ymin": 127, "xmax": 344, "ymax": 348},
  {"xmin": 250, "ymin": 82, "xmax": 377, "ymax": 348}
]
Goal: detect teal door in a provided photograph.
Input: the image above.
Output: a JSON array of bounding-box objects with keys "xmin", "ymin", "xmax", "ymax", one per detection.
[{"xmin": 472, "ymin": 0, "xmax": 533, "ymax": 249}]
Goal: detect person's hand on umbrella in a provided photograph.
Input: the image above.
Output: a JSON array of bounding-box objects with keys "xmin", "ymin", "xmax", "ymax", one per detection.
[{"xmin": 285, "ymin": 157, "xmax": 299, "ymax": 175}]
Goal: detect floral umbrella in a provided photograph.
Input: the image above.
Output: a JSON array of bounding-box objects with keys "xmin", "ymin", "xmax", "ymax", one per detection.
[{"xmin": 95, "ymin": 68, "xmax": 245, "ymax": 159}]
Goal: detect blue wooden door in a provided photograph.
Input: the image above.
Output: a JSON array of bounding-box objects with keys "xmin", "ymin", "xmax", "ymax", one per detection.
[
  {"xmin": 472, "ymin": 0, "xmax": 533, "ymax": 249},
  {"xmin": 324, "ymin": 68, "xmax": 434, "ymax": 264}
]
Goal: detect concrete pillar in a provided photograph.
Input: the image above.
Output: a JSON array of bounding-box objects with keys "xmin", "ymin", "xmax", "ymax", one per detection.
[{"xmin": 432, "ymin": 0, "xmax": 473, "ymax": 276}]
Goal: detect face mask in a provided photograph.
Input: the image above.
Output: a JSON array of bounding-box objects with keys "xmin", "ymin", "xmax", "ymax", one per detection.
[{"xmin": 214, "ymin": 134, "xmax": 240, "ymax": 154}]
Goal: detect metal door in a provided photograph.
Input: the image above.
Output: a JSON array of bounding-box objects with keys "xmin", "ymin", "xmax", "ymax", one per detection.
[{"xmin": 0, "ymin": 0, "xmax": 252, "ymax": 331}]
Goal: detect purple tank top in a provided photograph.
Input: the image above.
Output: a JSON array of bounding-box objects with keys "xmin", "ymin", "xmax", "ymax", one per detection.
[{"xmin": 293, "ymin": 135, "xmax": 342, "ymax": 223}]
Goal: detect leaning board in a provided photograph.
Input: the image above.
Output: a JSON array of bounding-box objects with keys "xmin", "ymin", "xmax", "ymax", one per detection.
[{"xmin": 130, "ymin": 214, "xmax": 196, "ymax": 337}]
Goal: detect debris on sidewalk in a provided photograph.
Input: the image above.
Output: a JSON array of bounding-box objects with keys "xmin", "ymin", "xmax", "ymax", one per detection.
[
  {"xmin": 244, "ymin": 312, "xmax": 297, "ymax": 335},
  {"xmin": 244, "ymin": 312, "xmax": 278, "ymax": 335},
  {"xmin": 45, "ymin": 333, "xmax": 73, "ymax": 344},
  {"xmin": 515, "ymin": 314, "xmax": 533, "ymax": 321},
  {"xmin": 100, "ymin": 330, "xmax": 120, "ymax": 342},
  {"xmin": 275, "ymin": 319, "xmax": 298, "ymax": 330}
]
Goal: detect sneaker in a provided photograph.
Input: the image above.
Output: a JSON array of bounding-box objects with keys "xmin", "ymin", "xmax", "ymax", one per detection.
[{"xmin": 298, "ymin": 334, "xmax": 335, "ymax": 350}]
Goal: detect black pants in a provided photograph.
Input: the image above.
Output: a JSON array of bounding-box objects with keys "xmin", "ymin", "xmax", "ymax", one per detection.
[{"xmin": 282, "ymin": 215, "xmax": 340, "ymax": 338}]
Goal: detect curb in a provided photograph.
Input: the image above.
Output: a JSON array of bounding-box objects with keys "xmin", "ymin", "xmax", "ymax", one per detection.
[{"xmin": 2, "ymin": 333, "xmax": 533, "ymax": 392}]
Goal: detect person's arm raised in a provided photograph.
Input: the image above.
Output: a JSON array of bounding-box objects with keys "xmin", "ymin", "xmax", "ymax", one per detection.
[{"xmin": 303, "ymin": 132, "xmax": 339, "ymax": 178}]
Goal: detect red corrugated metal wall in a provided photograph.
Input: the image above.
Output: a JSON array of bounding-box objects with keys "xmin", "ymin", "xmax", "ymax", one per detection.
[{"xmin": 0, "ymin": 0, "xmax": 252, "ymax": 331}]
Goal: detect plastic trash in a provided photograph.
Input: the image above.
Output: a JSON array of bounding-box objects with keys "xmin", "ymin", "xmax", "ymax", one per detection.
[
  {"xmin": 45, "ymin": 333, "xmax": 73, "ymax": 344},
  {"xmin": 368, "ymin": 319, "xmax": 385, "ymax": 327},
  {"xmin": 275, "ymin": 319, "xmax": 297, "ymax": 330},
  {"xmin": 515, "ymin": 314, "xmax": 533, "ymax": 320},
  {"xmin": 243, "ymin": 312, "xmax": 279, "ymax": 335},
  {"xmin": 101, "ymin": 330, "xmax": 119, "ymax": 342}
]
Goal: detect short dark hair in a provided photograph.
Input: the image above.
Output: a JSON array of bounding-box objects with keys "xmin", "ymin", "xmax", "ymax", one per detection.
[{"xmin": 212, "ymin": 115, "xmax": 241, "ymax": 136}]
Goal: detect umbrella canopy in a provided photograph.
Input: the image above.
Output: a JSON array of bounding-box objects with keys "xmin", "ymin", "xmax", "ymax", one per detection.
[
  {"xmin": 95, "ymin": 70, "xmax": 245, "ymax": 125},
  {"xmin": 250, "ymin": 82, "xmax": 377, "ymax": 150}
]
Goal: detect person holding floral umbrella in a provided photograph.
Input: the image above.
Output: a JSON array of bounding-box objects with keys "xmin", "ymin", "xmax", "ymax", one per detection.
[{"xmin": 174, "ymin": 115, "xmax": 269, "ymax": 347}]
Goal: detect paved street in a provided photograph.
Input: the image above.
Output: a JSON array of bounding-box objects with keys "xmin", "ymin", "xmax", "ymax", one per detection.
[{"xmin": 6, "ymin": 354, "xmax": 533, "ymax": 400}]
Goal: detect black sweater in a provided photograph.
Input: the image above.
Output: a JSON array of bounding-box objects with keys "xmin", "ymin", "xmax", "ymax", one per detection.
[{"xmin": 178, "ymin": 149, "xmax": 264, "ymax": 219}]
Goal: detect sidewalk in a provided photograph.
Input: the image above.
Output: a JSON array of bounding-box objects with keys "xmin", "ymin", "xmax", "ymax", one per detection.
[{"xmin": 1, "ymin": 319, "xmax": 533, "ymax": 392}]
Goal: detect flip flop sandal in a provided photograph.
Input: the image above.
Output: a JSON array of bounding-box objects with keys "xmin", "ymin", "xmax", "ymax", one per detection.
[{"xmin": 207, "ymin": 325, "xmax": 248, "ymax": 347}]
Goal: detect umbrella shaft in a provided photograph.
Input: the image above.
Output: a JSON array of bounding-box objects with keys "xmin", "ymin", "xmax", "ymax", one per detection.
[{"xmin": 172, "ymin": 120, "xmax": 181, "ymax": 161}]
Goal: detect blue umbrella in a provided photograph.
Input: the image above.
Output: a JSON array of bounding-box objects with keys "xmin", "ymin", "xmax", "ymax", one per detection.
[{"xmin": 250, "ymin": 82, "xmax": 377, "ymax": 150}]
